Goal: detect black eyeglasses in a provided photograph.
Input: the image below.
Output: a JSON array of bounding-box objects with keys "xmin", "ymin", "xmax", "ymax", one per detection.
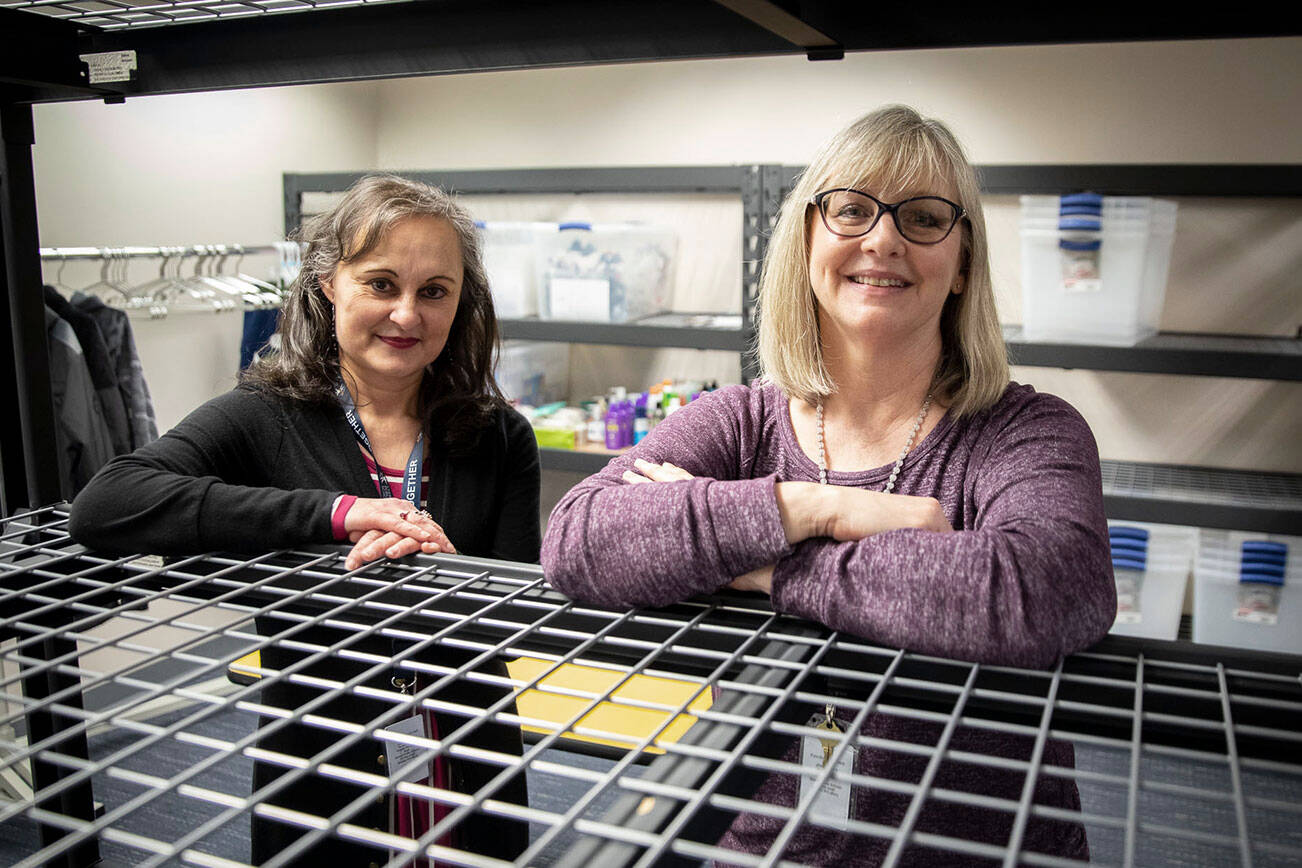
[{"xmin": 810, "ymin": 188, "xmax": 967, "ymax": 245}]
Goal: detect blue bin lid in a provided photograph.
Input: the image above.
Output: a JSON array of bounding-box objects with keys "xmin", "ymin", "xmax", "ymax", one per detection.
[
  {"xmin": 1240, "ymin": 540, "xmax": 1286, "ymax": 585},
  {"xmin": 1060, "ymin": 193, "xmax": 1104, "ymax": 208},
  {"xmin": 1109, "ymin": 527, "xmax": 1148, "ymax": 569}
]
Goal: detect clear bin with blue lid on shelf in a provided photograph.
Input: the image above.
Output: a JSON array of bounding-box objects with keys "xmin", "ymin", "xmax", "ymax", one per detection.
[
  {"xmin": 1020, "ymin": 193, "xmax": 1177, "ymax": 345},
  {"xmin": 477, "ymin": 221, "xmax": 557, "ymax": 319},
  {"xmin": 1194, "ymin": 531, "xmax": 1300, "ymax": 654},
  {"xmin": 1107, "ymin": 521, "xmax": 1196, "ymax": 641},
  {"xmin": 537, "ymin": 222, "xmax": 677, "ymax": 322}
]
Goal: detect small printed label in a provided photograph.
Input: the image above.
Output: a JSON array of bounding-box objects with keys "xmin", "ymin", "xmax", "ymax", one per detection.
[
  {"xmin": 80, "ymin": 50, "xmax": 137, "ymax": 85},
  {"xmin": 1114, "ymin": 575, "xmax": 1142, "ymax": 624},
  {"xmin": 1233, "ymin": 585, "xmax": 1281, "ymax": 626},
  {"xmin": 1060, "ymin": 248, "xmax": 1101, "ymax": 293},
  {"xmin": 128, "ymin": 554, "xmax": 165, "ymax": 570},
  {"xmin": 798, "ymin": 714, "xmax": 856, "ymax": 829},
  {"xmin": 382, "ymin": 715, "xmax": 432, "ymax": 784},
  {"xmin": 548, "ymin": 277, "xmax": 610, "ymax": 321}
]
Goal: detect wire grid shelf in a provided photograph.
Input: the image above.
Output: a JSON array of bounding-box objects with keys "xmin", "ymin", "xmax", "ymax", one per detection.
[
  {"xmin": 2, "ymin": 505, "xmax": 1301, "ymax": 867},
  {"xmin": 0, "ymin": 0, "xmax": 413, "ymax": 31},
  {"xmin": 1100, "ymin": 460, "xmax": 1302, "ymax": 510}
]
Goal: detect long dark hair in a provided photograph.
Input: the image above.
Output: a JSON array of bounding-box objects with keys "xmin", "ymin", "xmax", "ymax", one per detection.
[{"xmin": 243, "ymin": 174, "xmax": 505, "ymax": 449}]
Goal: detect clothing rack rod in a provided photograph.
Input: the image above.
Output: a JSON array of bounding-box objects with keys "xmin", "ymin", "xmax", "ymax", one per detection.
[{"xmin": 38, "ymin": 244, "xmax": 286, "ymax": 259}]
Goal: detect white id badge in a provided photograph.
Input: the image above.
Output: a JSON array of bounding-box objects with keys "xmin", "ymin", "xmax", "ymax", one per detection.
[
  {"xmin": 382, "ymin": 714, "xmax": 431, "ymax": 784},
  {"xmin": 797, "ymin": 713, "xmax": 857, "ymax": 829}
]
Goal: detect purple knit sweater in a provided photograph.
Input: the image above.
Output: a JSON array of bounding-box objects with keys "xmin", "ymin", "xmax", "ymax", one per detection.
[{"xmin": 542, "ymin": 381, "xmax": 1115, "ymax": 865}]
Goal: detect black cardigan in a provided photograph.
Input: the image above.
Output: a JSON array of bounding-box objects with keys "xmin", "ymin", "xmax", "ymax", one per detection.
[{"xmin": 69, "ymin": 383, "xmax": 541, "ymax": 562}]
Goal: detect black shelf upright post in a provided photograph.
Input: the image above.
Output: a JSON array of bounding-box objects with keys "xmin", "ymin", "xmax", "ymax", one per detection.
[
  {"xmin": 1, "ymin": 102, "xmax": 102, "ymax": 868},
  {"xmin": 0, "ymin": 102, "xmax": 62, "ymax": 513}
]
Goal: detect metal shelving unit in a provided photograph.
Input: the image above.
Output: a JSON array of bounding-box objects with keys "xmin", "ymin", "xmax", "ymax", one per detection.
[
  {"xmin": 282, "ymin": 167, "xmax": 765, "ymax": 371},
  {"xmin": 2, "ymin": 506, "xmax": 1300, "ymax": 867}
]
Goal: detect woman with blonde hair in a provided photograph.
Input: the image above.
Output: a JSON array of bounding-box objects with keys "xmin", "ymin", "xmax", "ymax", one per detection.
[{"xmin": 542, "ymin": 106, "xmax": 1114, "ymax": 864}]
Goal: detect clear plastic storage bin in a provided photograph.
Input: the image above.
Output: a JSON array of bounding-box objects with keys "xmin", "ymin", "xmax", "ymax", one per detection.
[
  {"xmin": 1193, "ymin": 531, "xmax": 1300, "ymax": 654},
  {"xmin": 495, "ymin": 340, "xmax": 570, "ymax": 408},
  {"xmin": 1107, "ymin": 521, "xmax": 1196, "ymax": 641},
  {"xmin": 1020, "ymin": 194, "xmax": 1177, "ymax": 345},
  {"xmin": 479, "ymin": 222, "xmax": 556, "ymax": 319},
  {"xmin": 537, "ymin": 222, "xmax": 676, "ymax": 322}
]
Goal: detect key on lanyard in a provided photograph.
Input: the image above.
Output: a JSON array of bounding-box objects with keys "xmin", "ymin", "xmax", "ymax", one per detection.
[{"xmin": 814, "ymin": 703, "xmax": 842, "ymax": 767}]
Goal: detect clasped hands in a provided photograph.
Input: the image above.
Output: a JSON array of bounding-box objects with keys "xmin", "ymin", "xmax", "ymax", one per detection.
[{"xmin": 341, "ymin": 497, "xmax": 456, "ymax": 571}]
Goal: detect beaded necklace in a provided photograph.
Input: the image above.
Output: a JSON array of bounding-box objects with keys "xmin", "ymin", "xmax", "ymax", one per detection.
[{"xmin": 815, "ymin": 394, "xmax": 932, "ymax": 491}]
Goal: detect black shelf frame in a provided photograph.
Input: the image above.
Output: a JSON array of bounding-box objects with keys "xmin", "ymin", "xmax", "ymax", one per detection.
[
  {"xmin": 499, "ymin": 317, "xmax": 746, "ymax": 352},
  {"xmin": 5, "ymin": 3, "xmax": 1297, "ymax": 103},
  {"xmin": 1003, "ymin": 326, "xmax": 1302, "ymax": 381}
]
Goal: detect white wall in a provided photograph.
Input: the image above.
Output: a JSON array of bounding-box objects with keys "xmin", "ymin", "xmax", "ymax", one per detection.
[
  {"xmin": 30, "ymin": 37, "xmax": 1302, "ymax": 473},
  {"xmin": 375, "ymin": 39, "xmax": 1301, "ymax": 167}
]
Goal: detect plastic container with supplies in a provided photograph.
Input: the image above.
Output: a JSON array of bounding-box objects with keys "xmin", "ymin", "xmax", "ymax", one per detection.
[
  {"xmin": 1020, "ymin": 193, "xmax": 1177, "ymax": 345},
  {"xmin": 537, "ymin": 222, "xmax": 676, "ymax": 322},
  {"xmin": 478, "ymin": 221, "xmax": 556, "ymax": 319},
  {"xmin": 1107, "ymin": 521, "xmax": 1196, "ymax": 641},
  {"xmin": 495, "ymin": 340, "xmax": 570, "ymax": 407},
  {"xmin": 1194, "ymin": 531, "xmax": 1301, "ymax": 654}
]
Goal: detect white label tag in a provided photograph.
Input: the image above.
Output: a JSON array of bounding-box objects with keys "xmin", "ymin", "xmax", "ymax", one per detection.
[
  {"xmin": 797, "ymin": 715, "xmax": 856, "ymax": 829},
  {"xmin": 1114, "ymin": 574, "xmax": 1142, "ymax": 623},
  {"xmin": 1060, "ymin": 247, "xmax": 1102, "ymax": 293},
  {"xmin": 1233, "ymin": 608, "xmax": 1279, "ymax": 625},
  {"xmin": 1234, "ymin": 586, "xmax": 1281, "ymax": 625},
  {"xmin": 128, "ymin": 554, "xmax": 165, "ymax": 570},
  {"xmin": 548, "ymin": 277, "xmax": 610, "ymax": 320},
  {"xmin": 80, "ymin": 50, "xmax": 138, "ymax": 85},
  {"xmin": 383, "ymin": 714, "xmax": 431, "ymax": 784}
]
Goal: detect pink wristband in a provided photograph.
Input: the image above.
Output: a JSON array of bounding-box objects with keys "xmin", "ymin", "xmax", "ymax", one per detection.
[{"xmin": 331, "ymin": 494, "xmax": 358, "ymax": 541}]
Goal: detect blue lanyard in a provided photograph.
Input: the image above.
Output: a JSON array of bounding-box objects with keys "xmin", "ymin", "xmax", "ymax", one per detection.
[{"xmin": 336, "ymin": 382, "xmax": 424, "ymax": 509}]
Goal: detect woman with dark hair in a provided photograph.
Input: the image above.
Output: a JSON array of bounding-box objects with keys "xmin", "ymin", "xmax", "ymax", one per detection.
[{"xmin": 70, "ymin": 174, "xmax": 539, "ymax": 864}]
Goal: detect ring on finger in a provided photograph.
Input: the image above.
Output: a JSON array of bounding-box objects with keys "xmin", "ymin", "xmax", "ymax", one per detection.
[{"xmin": 398, "ymin": 510, "xmax": 409, "ymax": 521}]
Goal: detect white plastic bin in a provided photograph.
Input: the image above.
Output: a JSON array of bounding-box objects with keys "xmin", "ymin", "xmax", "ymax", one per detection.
[
  {"xmin": 1020, "ymin": 194, "xmax": 1177, "ymax": 345},
  {"xmin": 495, "ymin": 341, "xmax": 570, "ymax": 407},
  {"xmin": 1107, "ymin": 521, "xmax": 1196, "ymax": 641},
  {"xmin": 479, "ymin": 222, "xmax": 556, "ymax": 319},
  {"xmin": 1193, "ymin": 531, "xmax": 1301, "ymax": 654},
  {"xmin": 537, "ymin": 222, "xmax": 676, "ymax": 322}
]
